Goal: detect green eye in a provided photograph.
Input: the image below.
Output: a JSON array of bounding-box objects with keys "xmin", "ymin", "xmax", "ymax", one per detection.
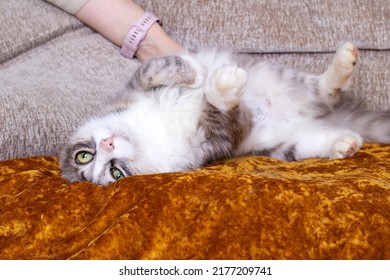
[
  {"xmin": 111, "ymin": 167, "xmax": 125, "ymax": 180},
  {"xmin": 75, "ymin": 151, "xmax": 94, "ymax": 164}
]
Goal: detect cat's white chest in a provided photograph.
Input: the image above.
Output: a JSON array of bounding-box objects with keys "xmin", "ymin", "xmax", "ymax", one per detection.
[{"xmin": 122, "ymin": 88, "xmax": 205, "ymax": 172}]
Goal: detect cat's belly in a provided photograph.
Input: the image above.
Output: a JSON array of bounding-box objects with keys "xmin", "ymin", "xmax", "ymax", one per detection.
[{"xmin": 237, "ymin": 91, "xmax": 312, "ymax": 155}]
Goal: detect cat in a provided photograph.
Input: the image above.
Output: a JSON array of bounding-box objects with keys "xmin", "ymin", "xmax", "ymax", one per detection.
[{"xmin": 59, "ymin": 42, "xmax": 390, "ymax": 185}]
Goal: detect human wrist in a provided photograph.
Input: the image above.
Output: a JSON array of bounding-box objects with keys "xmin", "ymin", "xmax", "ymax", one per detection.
[
  {"xmin": 135, "ymin": 24, "xmax": 184, "ymax": 62},
  {"xmin": 120, "ymin": 12, "xmax": 161, "ymax": 59},
  {"xmin": 76, "ymin": 0, "xmax": 146, "ymax": 47}
]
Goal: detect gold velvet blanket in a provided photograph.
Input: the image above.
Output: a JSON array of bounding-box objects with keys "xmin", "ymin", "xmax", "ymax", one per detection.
[{"xmin": 1, "ymin": 144, "xmax": 389, "ymax": 259}]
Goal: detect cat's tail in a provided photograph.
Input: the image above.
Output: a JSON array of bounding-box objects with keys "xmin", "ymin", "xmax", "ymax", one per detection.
[{"xmin": 323, "ymin": 99, "xmax": 390, "ymax": 144}]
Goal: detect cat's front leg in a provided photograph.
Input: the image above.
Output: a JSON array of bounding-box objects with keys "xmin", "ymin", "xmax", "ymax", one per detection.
[
  {"xmin": 205, "ymin": 65, "xmax": 247, "ymax": 112},
  {"xmin": 199, "ymin": 65, "xmax": 251, "ymax": 164},
  {"xmin": 129, "ymin": 54, "xmax": 206, "ymax": 90}
]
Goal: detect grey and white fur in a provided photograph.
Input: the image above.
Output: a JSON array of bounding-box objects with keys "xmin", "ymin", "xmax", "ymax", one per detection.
[{"xmin": 60, "ymin": 42, "xmax": 390, "ymax": 185}]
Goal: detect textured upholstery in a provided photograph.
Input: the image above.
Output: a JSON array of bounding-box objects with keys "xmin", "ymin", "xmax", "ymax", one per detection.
[
  {"xmin": 1, "ymin": 144, "xmax": 390, "ymax": 259},
  {"xmin": 0, "ymin": 0, "xmax": 389, "ymax": 260},
  {"xmin": 1, "ymin": 0, "xmax": 390, "ymax": 159}
]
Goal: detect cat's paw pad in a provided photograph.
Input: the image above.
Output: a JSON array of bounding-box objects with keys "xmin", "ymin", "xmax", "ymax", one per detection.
[
  {"xmin": 330, "ymin": 134, "xmax": 362, "ymax": 159},
  {"xmin": 334, "ymin": 42, "xmax": 359, "ymax": 73}
]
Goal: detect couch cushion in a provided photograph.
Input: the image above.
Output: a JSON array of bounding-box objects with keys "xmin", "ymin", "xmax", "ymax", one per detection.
[
  {"xmin": 0, "ymin": 0, "xmax": 83, "ymax": 64},
  {"xmin": 0, "ymin": 1, "xmax": 140, "ymax": 160},
  {"xmin": 0, "ymin": 28, "xmax": 136, "ymax": 160},
  {"xmin": 0, "ymin": 0, "xmax": 389, "ymax": 159},
  {"xmin": 136, "ymin": 0, "xmax": 390, "ymax": 53}
]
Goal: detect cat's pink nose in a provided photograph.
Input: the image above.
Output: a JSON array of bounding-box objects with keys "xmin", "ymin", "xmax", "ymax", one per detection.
[{"xmin": 100, "ymin": 136, "xmax": 115, "ymax": 152}]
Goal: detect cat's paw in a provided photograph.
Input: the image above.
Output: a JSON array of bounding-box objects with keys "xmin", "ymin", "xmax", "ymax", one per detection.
[
  {"xmin": 319, "ymin": 42, "xmax": 359, "ymax": 102},
  {"xmin": 207, "ymin": 65, "xmax": 247, "ymax": 111},
  {"xmin": 333, "ymin": 42, "xmax": 359, "ymax": 76},
  {"xmin": 137, "ymin": 55, "xmax": 205, "ymax": 90},
  {"xmin": 213, "ymin": 66, "xmax": 247, "ymax": 95},
  {"xmin": 330, "ymin": 134, "xmax": 363, "ymax": 159}
]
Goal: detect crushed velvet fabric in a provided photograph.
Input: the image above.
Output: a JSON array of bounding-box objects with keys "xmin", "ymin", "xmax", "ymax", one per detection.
[
  {"xmin": 1, "ymin": 144, "xmax": 389, "ymax": 260},
  {"xmin": 1, "ymin": 0, "xmax": 390, "ymax": 160}
]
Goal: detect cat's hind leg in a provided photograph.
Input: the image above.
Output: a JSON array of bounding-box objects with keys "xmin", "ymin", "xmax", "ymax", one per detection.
[
  {"xmin": 266, "ymin": 122, "xmax": 363, "ymax": 161},
  {"xmin": 318, "ymin": 42, "xmax": 359, "ymax": 105},
  {"xmin": 294, "ymin": 126, "xmax": 363, "ymax": 160},
  {"xmin": 330, "ymin": 134, "xmax": 362, "ymax": 159}
]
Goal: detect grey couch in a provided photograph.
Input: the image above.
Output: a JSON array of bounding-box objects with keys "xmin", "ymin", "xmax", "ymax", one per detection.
[{"xmin": 1, "ymin": 0, "xmax": 389, "ymax": 160}]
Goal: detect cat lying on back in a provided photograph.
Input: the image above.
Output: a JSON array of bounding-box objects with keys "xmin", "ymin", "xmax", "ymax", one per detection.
[{"xmin": 60, "ymin": 42, "xmax": 390, "ymax": 185}]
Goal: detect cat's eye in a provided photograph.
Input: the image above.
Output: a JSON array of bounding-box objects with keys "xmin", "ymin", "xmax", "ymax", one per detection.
[
  {"xmin": 75, "ymin": 151, "xmax": 94, "ymax": 164},
  {"xmin": 110, "ymin": 167, "xmax": 125, "ymax": 180}
]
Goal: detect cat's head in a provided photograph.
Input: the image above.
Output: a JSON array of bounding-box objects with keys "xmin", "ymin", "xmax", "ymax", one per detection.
[{"xmin": 59, "ymin": 115, "xmax": 140, "ymax": 186}]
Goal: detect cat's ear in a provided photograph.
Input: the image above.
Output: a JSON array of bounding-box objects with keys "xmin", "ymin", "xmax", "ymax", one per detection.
[{"xmin": 128, "ymin": 55, "xmax": 204, "ymax": 91}]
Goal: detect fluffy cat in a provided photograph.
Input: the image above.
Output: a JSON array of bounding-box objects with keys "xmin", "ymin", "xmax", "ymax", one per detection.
[{"xmin": 60, "ymin": 42, "xmax": 390, "ymax": 185}]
